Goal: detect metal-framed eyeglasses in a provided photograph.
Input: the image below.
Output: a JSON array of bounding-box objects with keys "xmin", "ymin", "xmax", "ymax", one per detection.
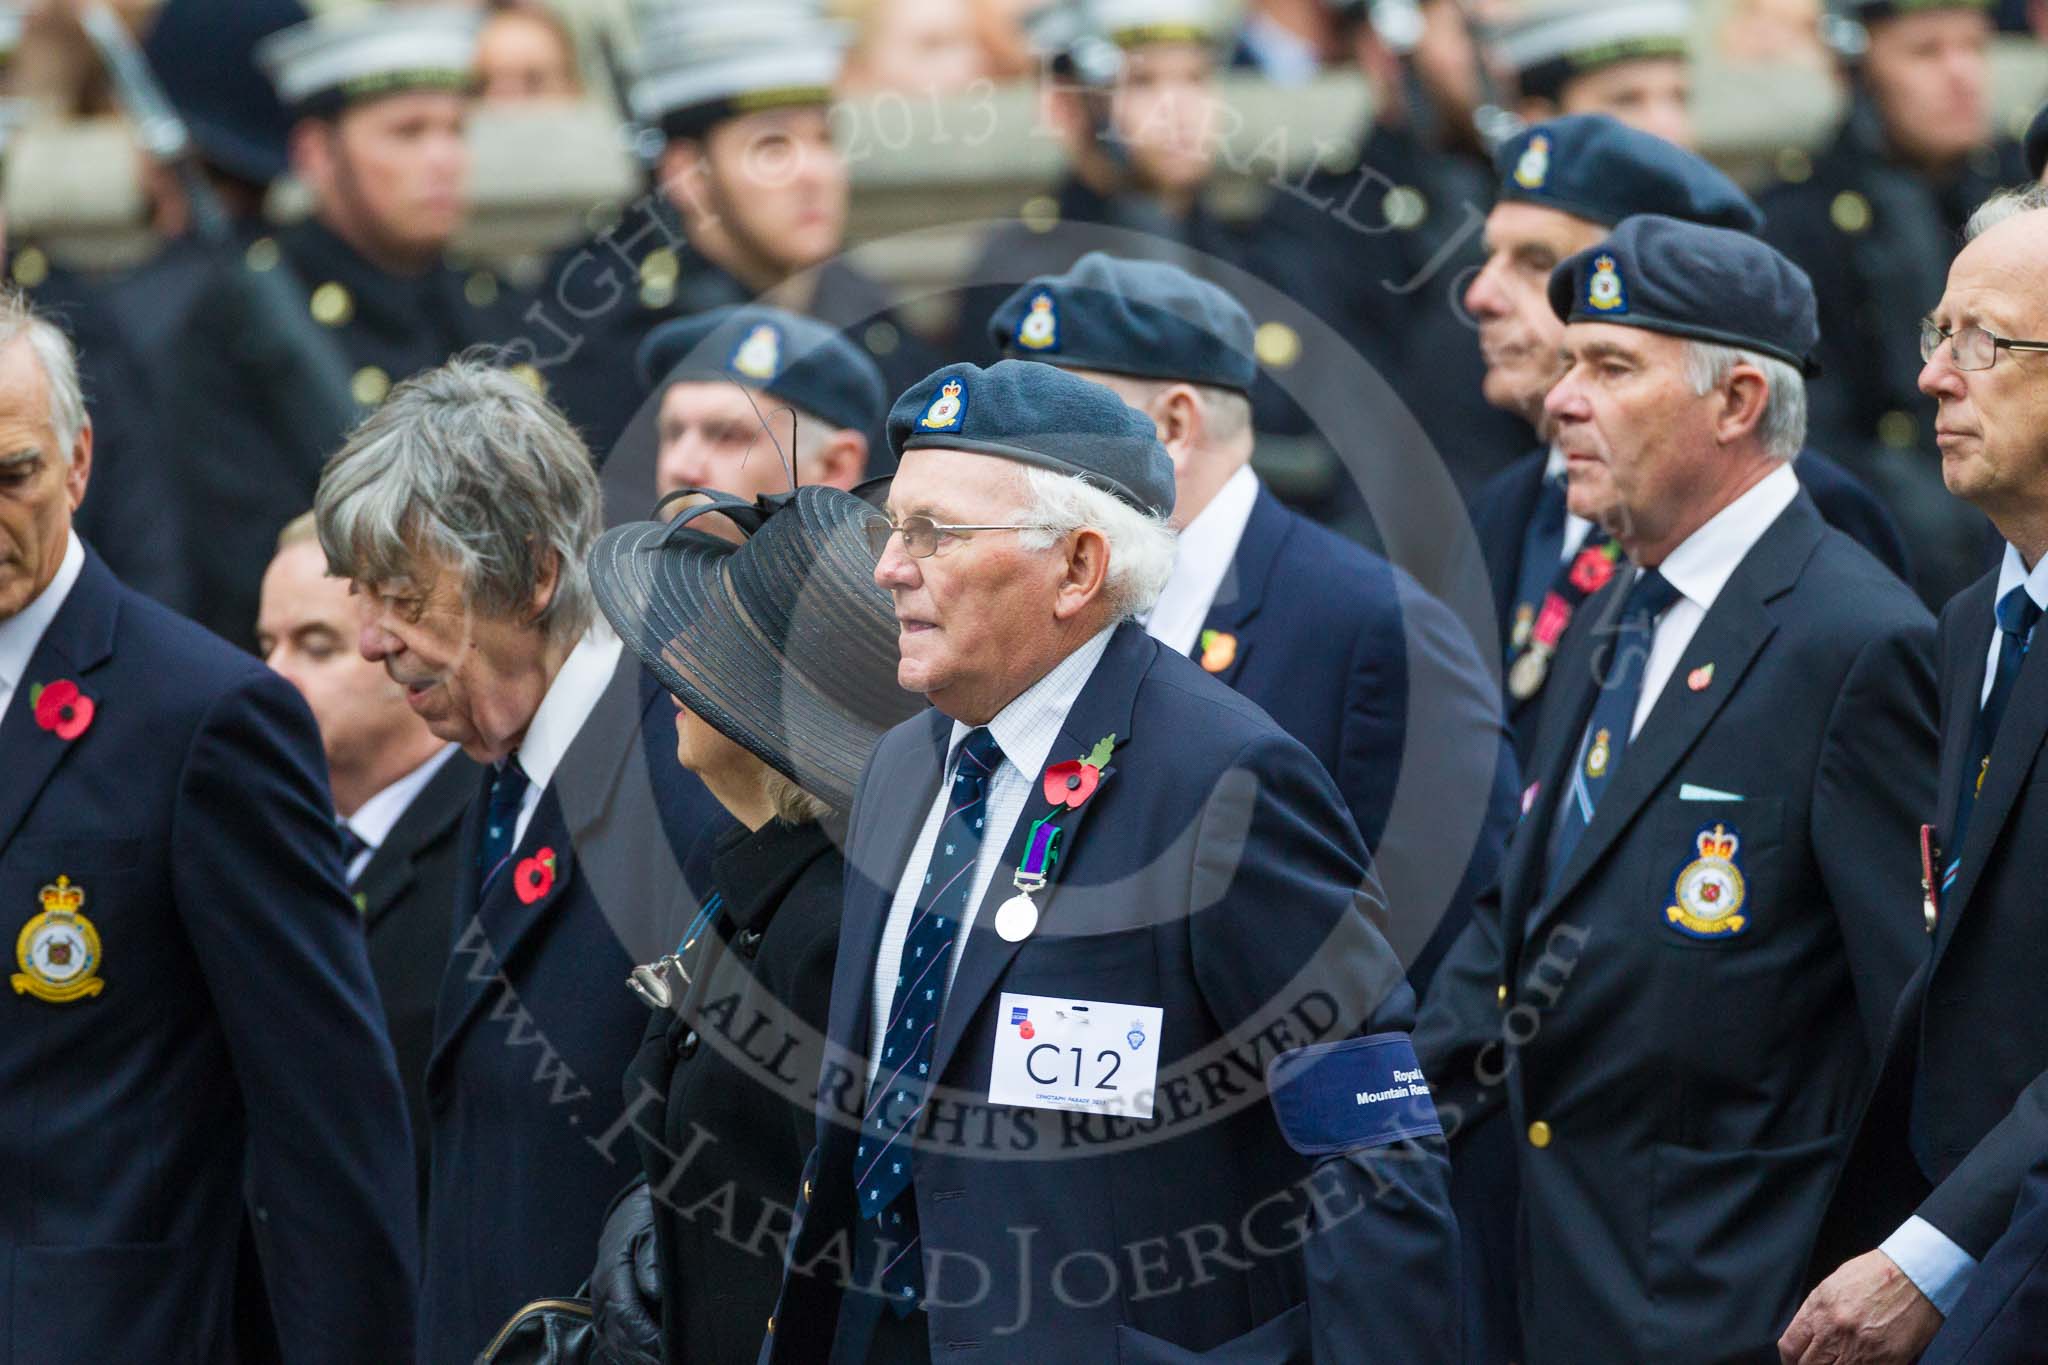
[
  {"xmin": 1918, "ymin": 319, "xmax": 2048, "ymax": 371},
  {"xmin": 863, "ymin": 514, "xmax": 1048, "ymax": 560}
]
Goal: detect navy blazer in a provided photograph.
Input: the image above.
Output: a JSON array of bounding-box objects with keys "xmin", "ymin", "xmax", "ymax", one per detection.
[
  {"xmin": 1815, "ymin": 567, "xmax": 2048, "ymax": 1282},
  {"xmin": 1199, "ymin": 485, "xmax": 1518, "ymax": 992},
  {"xmin": 418, "ymin": 650, "xmax": 722, "ymax": 1363},
  {"xmin": 1469, "ymin": 447, "xmax": 1913, "ymax": 765},
  {"xmin": 1919, "ymin": 1151, "xmax": 2048, "ymax": 1364},
  {"xmin": 1418, "ymin": 494, "xmax": 1936, "ymax": 1362},
  {"xmin": 0, "ymin": 549, "xmax": 418, "ymax": 1365},
  {"xmin": 763, "ymin": 622, "xmax": 1458, "ymax": 1365}
]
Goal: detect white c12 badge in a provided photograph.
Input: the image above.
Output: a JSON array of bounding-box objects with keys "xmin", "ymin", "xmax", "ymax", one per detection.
[{"xmin": 989, "ymin": 991, "xmax": 1163, "ymax": 1119}]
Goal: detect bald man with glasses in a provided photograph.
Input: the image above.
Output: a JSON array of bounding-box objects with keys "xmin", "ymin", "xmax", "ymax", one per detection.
[{"xmin": 1790, "ymin": 184, "xmax": 2048, "ymax": 1365}]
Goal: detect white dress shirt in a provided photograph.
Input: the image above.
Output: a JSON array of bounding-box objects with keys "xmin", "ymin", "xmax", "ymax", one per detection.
[
  {"xmin": 0, "ymin": 530, "xmax": 85, "ymax": 726},
  {"xmin": 866, "ymin": 626, "xmax": 1116, "ymax": 1086},
  {"xmin": 1978, "ymin": 540, "xmax": 2048, "ymax": 707},
  {"xmin": 1544, "ymin": 445, "xmax": 1595, "ymax": 564},
  {"xmin": 1626, "ymin": 463, "xmax": 1801, "ymax": 739},
  {"xmin": 1144, "ymin": 465, "xmax": 1258, "ymax": 657},
  {"xmin": 1879, "ymin": 540, "xmax": 2048, "ymax": 1313},
  {"xmin": 507, "ymin": 622, "xmax": 623, "ymax": 850},
  {"xmin": 339, "ymin": 744, "xmax": 461, "ymax": 884}
]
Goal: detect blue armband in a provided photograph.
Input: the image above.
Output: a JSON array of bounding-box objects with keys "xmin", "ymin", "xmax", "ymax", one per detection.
[{"xmin": 1266, "ymin": 1033, "xmax": 1444, "ymax": 1156}]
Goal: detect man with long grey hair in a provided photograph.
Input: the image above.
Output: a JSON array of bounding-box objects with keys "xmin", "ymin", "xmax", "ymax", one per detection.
[
  {"xmin": 761, "ymin": 360, "xmax": 1458, "ymax": 1364},
  {"xmin": 314, "ymin": 357, "xmax": 717, "ymax": 1362}
]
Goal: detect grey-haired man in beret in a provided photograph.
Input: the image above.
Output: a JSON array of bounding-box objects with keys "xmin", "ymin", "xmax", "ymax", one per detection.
[
  {"xmin": 1416, "ymin": 215, "xmax": 1938, "ymax": 1362},
  {"xmin": 762, "ymin": 358, "xmax": 1458, "ymax": 1364}
]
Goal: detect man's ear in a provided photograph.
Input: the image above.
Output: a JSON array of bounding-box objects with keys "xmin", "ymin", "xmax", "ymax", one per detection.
[
  {"xmin": 1715, "ymin": 365, "xmax": 1772, "ymax": 447},
  {"xmin": 807, "ymin": 429, "xmax": 868, "ymax": 491},
  {"xmin": 527, "ymin": 547, "xmax": 561, "ymax": 622},
  {"xmin": 657, "ymin": 137, "xmax": 710, "ymax": 221},
  {"xmin": 288, "ymin": 117, "xmax": 332, "ymax": 199},
  {"xmin": 1051, "ymin": 526, "xmax": 1111, "ymax": 622},
  {"xmin": 1153, "ymin": 384, "xmax": 1206, "ymax": 474},
  {"xmin": 63, "ymin": 423, "xmax": 92, "ymax": 515}
]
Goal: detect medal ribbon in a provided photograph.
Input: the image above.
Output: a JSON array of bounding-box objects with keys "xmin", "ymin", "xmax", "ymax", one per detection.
[{"xmin": 1014, "ymin": 817, "xmax": 1062, "ymax": 893}]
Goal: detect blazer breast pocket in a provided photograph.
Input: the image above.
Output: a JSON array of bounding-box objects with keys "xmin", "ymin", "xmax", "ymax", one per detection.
[{"xmin": 1642, "ymin": 797, "xmax": 1785, "ymax": 952}]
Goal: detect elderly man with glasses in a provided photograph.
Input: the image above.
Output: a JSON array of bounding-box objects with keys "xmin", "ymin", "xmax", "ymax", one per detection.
[
  {"xmin": 1789, "ymin": 182, "xmax": 2048, "ymax": 1365},
  {"xmin": 760, "ymin": 359, "xmax": 1458, "ymax": 1365}
]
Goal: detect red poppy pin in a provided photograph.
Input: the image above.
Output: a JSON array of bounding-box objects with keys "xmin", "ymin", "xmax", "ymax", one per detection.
[
  {"xmin": 1043, "ymin": 734, "xmax": 1118, "ymax": 809},
  {"xmin": 514, "ymin": 847, "xmax": 558, "ymax": 904},
  {"xmin": 1198, "ymin": 629, "xmax": 1237, "ymax": 673},
  {"xmin": 30, "ymin": 679, "xmax": 95, "ymax": 741}
]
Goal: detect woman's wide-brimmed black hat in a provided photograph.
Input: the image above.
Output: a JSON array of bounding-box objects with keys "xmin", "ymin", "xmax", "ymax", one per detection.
[{"xmin": 589, "ymin": 483, "xmax": 925, "ymax": 812}]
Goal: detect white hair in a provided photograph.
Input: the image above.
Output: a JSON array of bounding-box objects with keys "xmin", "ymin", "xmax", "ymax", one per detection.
[
  {"xmin": 0, "ymin": 291, "xmax": 87, "ymax": 459},
  {"xmin": 1965, "ymin": 182, "xmax": 2048, "ymax": 242},
  {"xmin": 315, "ymin": 355, "xmax": 604, "ymax": 645},
  {"xmin": 1015, "ymin": 465, "xmax": 1178, "ymax": 620},
  {"xmin": 1681, "ymin": 341, "xmax": 1807, "ymax": 461}
]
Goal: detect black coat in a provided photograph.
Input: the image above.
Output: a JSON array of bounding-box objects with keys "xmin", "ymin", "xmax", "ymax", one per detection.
[
  {"xmin": 622, "ymin": 817, "xmax": 844, "ymax": 1365},
  {"xmin": 1756, "ymin": 99, "xmax": 2014, "ymax": 607},
  {"xmin": 1419, "ymin": 492, "xmax": 1937, "ymax": 1362},
  {"xmin": 1815, "ymin": 565, "xmax": 2048, "ymax": 1280},
  {"xmin": 353, "ymin": 748, "xmax": 482, "ymax": 1204}
]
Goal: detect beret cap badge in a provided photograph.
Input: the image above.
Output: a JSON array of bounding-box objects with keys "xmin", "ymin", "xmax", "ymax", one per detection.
[
  {"xmin": 1015, "ymin": 293, "xmax": 1060, "ymax": 352},
  {"xmin": 919, "ymin": 378, "xmax": 968, "ymax": 432},
  {"xmin": 1513, "ymin": 133, "xmax": 1551, "ymax": 190},
  {"xmin": 729, "ymin": 323, "xmax": 782, "ymax": 381},
  {"xmin": 1586, "ymin": 255, "xmax": 1628, "ymax": 314}
]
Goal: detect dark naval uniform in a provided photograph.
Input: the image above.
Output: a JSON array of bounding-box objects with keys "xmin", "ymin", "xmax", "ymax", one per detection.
[
  {"xmin": 536, "ymin": 203, "xmax": 938, "ymax": 465},
  {"xmin": 273, "ymin": 217, "xmax": 530, "ymax": 410},
  {"xmin": 1757, "ymin": 97, "xmax": 2019, "ymax": 607},
  {"xmin": 1245, "ymin": 119, "xmax": 1533, "ymax": 498}
]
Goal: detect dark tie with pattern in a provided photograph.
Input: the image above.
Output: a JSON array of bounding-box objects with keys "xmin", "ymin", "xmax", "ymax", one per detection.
[
  {"xmin": 1546, "ymin": 568, "xmax": 1682, "ymax": 894},
  {"xmin": 477, "ymin": 757, "xmax": 530, "ymax": 894},
  {"xmin": 1944, "ymin": 584, "xmax": 2043, "ymax": 892},
  {"xmin": 336, "ymin": 821, "xmax": 369, "ymax": 886},
  {"xmin": 854, "ymin": 725, "xmax": 1003, "ymax": 1316}
]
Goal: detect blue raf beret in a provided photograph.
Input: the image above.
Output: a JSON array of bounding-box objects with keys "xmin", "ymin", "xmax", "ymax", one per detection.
[
  {"xmin": 635, "ymin": 305, "xmax": 887, "ymax": 436},
  {"xmin": 1496, "ymin": 114, "xmax": 1763, "ymax": 233},
  {"xmin": 987, "ymin": 252, "xmax": 1257, "ymax": 394},
  {"xmin": 1548, "ymin": 215, "xmax": 1821, "ymax": 373},
  {"xmin": 887, "ymin": 360, "xmax": 1175, "ymax": 518}
]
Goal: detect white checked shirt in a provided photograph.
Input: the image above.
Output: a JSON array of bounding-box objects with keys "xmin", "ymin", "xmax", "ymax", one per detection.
[{"xmin": 865, "ymin": 626, "xmax": 1116, "ymax": 1087}]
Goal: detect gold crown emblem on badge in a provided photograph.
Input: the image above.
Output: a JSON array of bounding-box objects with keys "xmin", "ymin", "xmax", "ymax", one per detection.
[
  {"xmin": 39, "ymin": 875, "xmax": 83, "ymax": 915},
  {"xmin": 1696, "ymin": 824, "xmax": 1739, "ymax": 860}
]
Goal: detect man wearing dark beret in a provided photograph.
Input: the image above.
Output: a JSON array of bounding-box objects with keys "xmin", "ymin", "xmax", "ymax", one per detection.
[
  {"xmin": 1465, "ymin": 114, "xmax": 1909, "ymax": 769},
  {"xmin": 761, "ymin": 358, "xmax": 1459, "ymax": 1363},
  {"xmin": 1757, "ymin": 0, "xmax": 2020, "ymax": 608},
  {"xmin": 1417, "ymin": 215, "xmax": 1939, "ymax": 1363},
  {"xmin": 987, "ymin": 251, "xmax": 1518, "ymax": 999},
  {"xmin": 636, "ymin": 303, "xmax": 883, "ymax": 511}
]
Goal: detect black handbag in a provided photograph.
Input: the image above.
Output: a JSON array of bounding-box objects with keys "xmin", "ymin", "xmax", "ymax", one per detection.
[{"xmin": 474, "ymin": 1294, "xmax": 598, "ymax": 1365}]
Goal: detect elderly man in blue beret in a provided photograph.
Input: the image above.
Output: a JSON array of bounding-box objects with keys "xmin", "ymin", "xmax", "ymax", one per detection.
[
  {"xmin": 1417, "ymin": 216, "xmax": 1939, "ymax": 1363},
  {"xmin": 636, "ymin": 303, "xmax": 882, "ymax": 512},
  {"xmin": 760, "ymin": 359, "xmax": 1459, "ymax": 1364},
  {"xmin": 987, "ymin": 252, "xmax": 1518, "ymax": 997},
  {"xmin": 1465, "ymin": 115, "xmax": 1909, "ymax": 769}
]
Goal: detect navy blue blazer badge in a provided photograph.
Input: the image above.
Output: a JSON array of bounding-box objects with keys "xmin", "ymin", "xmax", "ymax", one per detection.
[
  {"xmin": 1664, "ymin": 823, "xmax": 1749, "ymax": 939},
  {"xmin": 13, "ymin": 874, "xmax": 105, "ymax": 1003}
]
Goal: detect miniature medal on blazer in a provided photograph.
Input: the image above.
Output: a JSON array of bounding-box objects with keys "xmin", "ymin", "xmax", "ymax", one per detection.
[
  {"xmin": 14, "ymin": 875, "xmax": 104, "ymax": 1003},
  {"xmin": 1665, "ymin": 823, "xmax": 1749, "ymax": 939}
]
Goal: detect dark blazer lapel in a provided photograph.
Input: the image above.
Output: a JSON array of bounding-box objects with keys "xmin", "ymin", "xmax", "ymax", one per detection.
[
  {"xmin": 1534, "ymin": 497, "xmax": 1821, "ymax": 924},
  {"xmin": 427, "ymin": 789, "xmax": 577, "ymax": 1073},
  {"xmin": 832, "ymin": 708, "xmax": 951, "ymax": 1064},
  {"xmin": 0, "ymin": 552, "xmax": 119, "ymax": 861},
  {"xmin": 1192, "ymin": 487, "xmax": 1290, "ymax": 687},
  {"xmin": 929, "ymin": 624, "xmax": 1150, "ymax": 1084},
  {"xmin": 1477, "ymin": 452, "xmax": 1548, "ymax": 643},
  {"xmin": 353, "ymin": 752, "xmax": 472, "ymax": 930},
  {"xmin": 1942, "ymin": 621, "xmax": 2048, "ymax": 935},
  {"xmin": 1934, "ymin": 580, "xmax": 1996, "ymax": 872}
]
